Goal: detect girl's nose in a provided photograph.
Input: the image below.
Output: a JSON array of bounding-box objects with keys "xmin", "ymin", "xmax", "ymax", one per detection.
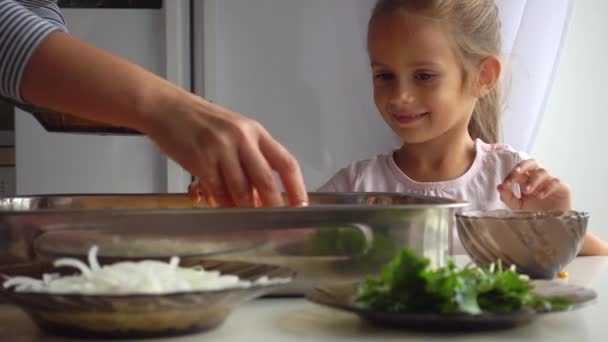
[{"xmin": 389, "ymin": 84, "xmax": 414, "ymax": 106}]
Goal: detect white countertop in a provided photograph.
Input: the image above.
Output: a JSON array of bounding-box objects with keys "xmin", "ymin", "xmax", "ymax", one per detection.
[{"xmin": 2, "ymin": 257, "xmax": 608, "ymax": 342}]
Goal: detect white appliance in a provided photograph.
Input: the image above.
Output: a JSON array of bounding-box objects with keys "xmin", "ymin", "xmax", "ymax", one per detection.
[
  {"xmin": 15, "ymin": 1, "xmax": 191, "ymax": 195},
  {"xmin": 15, "ymin": 0, "xmax": 573, "ymax": 194}
]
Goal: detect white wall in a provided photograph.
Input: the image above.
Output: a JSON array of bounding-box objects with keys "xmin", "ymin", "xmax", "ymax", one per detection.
[{"xmin": 532, "ymin": 0, "xmax": 608, "ymax": 239}]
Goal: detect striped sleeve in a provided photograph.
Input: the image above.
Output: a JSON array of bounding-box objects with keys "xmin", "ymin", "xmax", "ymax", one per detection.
[
  {"xmin": 0, "ymin": 0, "xmax": 66, "ymax": 102},
  {"xmin": 18, "ymin": 0, "xmax": 67, "ymax": 30}
]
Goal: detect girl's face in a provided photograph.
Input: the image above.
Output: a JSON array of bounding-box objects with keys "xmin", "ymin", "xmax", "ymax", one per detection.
[{"xmin": 368, "ymin": 11, "xmax": 479, "ymax": 144}]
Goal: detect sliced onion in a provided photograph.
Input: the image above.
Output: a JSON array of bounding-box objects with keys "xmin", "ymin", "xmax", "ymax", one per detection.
[{"xmin": 2, "ymin": 246, "xmax": 288, "ymax": 295}]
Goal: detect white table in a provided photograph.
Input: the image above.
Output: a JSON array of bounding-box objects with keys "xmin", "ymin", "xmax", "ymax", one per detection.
[{"xmin": 2, "ymin": 257, "xmax": 608, "ymax": 342}]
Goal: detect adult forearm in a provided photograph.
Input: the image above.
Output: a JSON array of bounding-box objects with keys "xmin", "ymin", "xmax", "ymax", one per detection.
[
  {"xmin": 20, "ymin": 31, "xmax": 189, "ymax": 133},
  {"xmin": 18, "ymin": 31, "xmax": 308, "ymax": 208}
]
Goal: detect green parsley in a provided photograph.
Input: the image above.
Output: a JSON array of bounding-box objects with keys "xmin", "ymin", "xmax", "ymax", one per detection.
[{"xmin": 355, "ymin": 248, "xmax": 571, "ymax": 314}]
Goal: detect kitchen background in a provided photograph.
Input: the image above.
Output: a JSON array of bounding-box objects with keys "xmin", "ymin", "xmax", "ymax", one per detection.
[{"xmin": 1, "ymin": 0, "xmax": 606, "ymax": 239}]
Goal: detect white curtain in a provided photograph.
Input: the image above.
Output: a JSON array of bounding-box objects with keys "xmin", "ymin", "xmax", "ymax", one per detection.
[{"xmin": 497, "ymin": 0, "xmax": 574, "ymax": 152}]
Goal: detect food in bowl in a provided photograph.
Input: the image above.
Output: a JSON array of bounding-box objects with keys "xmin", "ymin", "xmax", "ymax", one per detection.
[
  {"xmin": 3, "ymin": 246, "xmax": 289, "ymax": 295},
  {"xmin": 306, "ymin": 248, "xmax": 596, "ymax": 331},
  {"xmin": 354, "ymin": 248, "xmax": 570, "ymax": 315},
  {"xmin": 0, "ymin": 247, "xmax": 294, "ymax": 338}
]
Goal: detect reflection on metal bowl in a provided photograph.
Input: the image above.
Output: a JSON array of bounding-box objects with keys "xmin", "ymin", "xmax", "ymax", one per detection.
[
  {"xmin": 34, "ymin": 230, "xmax": 266, "ymax": 264},
  {"xmin": 0, "ymin": 192, "xmax": 467, "ymax": 295}
]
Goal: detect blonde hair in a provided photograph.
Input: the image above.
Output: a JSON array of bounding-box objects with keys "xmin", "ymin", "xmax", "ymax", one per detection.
[{"xmin": 369, "ymin": 0, "xmax": 502, "ymax": 143}]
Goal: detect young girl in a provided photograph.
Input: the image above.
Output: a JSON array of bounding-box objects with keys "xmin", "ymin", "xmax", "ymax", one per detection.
[{"xmin": 318, "ymin": 0, "xmax": 608, "ymax": 255}]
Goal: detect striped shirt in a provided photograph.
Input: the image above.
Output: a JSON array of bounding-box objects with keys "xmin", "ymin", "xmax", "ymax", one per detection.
[{"xmin": 0, "ymin": 0, "xmax": 67, "ymax": 103}]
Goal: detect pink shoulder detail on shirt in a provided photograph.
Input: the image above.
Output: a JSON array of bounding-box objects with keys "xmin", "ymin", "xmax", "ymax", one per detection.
[
  {"xmin": 478, "ymin": 139, "xmax": 526, "ymax": 155},
  {"xmin": 478, "ymin": 140, "xmax": 514, "ymax": 153},
  {"xmin": 476, "ymin": 139, "xmax": 531, "ymax": 172}
]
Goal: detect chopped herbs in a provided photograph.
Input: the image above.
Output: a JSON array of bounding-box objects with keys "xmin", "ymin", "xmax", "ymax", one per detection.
[{"xmin": 355, "ymin": 248, "xmax": 571, "ymax": 314}]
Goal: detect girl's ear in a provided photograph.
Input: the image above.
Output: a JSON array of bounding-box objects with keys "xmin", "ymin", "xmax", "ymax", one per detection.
[{"xmin": 476, "ymin": 55, "xmax": 502, "ymax": 97}]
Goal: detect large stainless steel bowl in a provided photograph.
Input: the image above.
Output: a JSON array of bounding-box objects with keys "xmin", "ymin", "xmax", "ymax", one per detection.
[
  {"xmin": 0, "ymin": 193, "xmax": 467, "ymax": 295},
  {"xmin": 456, "ymin": 210, "xmax": 588, "ymax": 279}
]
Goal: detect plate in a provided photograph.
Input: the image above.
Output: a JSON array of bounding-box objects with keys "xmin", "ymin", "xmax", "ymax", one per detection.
[
  {"xmin": 0, "ymin": 260, "xmax": 294, "ymax": 339},
  {"xmin": 306, "ymin": 280, "xmax": 596, "ymax": 331}
]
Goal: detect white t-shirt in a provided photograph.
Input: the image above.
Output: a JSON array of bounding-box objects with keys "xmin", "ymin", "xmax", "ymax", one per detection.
[{"xmin": 318, "ymin": 139, "xmax": 530, "ymax": 253}]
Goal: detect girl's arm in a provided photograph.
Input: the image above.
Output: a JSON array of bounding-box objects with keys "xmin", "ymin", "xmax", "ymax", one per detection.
[{"xmin": 579, "ymin": 233, "xmax": 608, "ymax": 256}]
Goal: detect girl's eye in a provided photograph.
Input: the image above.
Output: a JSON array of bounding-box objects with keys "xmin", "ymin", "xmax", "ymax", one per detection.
[
  {"xmin": 415, "ymin": 72, "xmax": 434, "ymax": 81},
  {"xmin": 374, "ymin": 72, "xmax": 395, "ymax": 81}
]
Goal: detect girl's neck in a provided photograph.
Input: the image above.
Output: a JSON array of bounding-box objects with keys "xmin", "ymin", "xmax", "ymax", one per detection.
[{"xmin": 394, "ymin": 131, "xmax": 476, "ymax": 183}]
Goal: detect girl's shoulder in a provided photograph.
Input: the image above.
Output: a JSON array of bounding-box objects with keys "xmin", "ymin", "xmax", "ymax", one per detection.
[{"xmin": 476, "ymin": 139, "xmax": 531, "ymax": 163}]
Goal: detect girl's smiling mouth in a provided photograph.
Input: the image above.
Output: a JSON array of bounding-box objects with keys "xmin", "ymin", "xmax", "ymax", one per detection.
[{"xmin": 392, "ymin": 112, "xmax": 429, "ymax": 125}]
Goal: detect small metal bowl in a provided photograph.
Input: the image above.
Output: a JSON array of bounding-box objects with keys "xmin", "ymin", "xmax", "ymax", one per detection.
[
  {"xmin": 455, "ymin": 210, "xmax": 589, "ymax": 279},
  {"xmin": 0, "ymin": 260, "xmax": 294, "ymax": 339}
]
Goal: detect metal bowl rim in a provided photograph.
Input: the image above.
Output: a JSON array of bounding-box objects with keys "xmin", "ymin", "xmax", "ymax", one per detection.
[
  {"xmin": 0, "ymin": 192, "xmax": 469, "ymax": 214},
  {"xmin": 456, "ymin": 209, "xmax": 589, "ymax": 221}
]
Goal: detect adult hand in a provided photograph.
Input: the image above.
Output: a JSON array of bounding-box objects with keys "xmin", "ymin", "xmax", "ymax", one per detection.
[{"xmin": 143, "ymin": 91, "xmax": 308, "ymax": 208}]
